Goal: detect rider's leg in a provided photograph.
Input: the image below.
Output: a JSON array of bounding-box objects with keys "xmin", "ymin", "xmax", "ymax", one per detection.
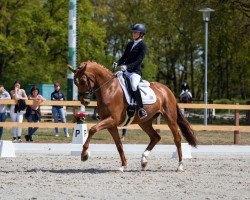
[
  {"xmin": 188, "ymin": 91, "xmax": 192, "ymax": 98},
  {"xmin": 134, "ymin": 87, "xmax": 147, "ymax": 119},
  {"xmin": 180, "ymin": 90, "xmax": 184, "ymax": 97},
  {"xmin": 129, "ymin": 73, "xmax": 147, "ymax": 119}
]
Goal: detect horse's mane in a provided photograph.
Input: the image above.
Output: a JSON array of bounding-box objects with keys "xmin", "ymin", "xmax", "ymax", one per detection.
[{"xmin": 79, "ymin": 61, "xmax": 112, "ymax": 75}]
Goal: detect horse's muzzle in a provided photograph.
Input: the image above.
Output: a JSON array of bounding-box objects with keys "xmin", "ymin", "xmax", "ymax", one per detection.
[
  {"xmin": 79, "ymin": 92, "xmax": 91, "ymax": 106},
  {"xmin": 80, "ymin": 97, "xmax": 90, "ymax": 106}
]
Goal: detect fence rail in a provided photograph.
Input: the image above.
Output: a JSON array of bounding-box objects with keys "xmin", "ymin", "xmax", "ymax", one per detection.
[
  {"xmin": 0, "ymin": 122, "xmax": 249, "ymax": 132},
  {"xmin": 1, "ymin": 99, "xmax": 250, "ymax": 110},
  {"xmin": 0, "ymin": 100, "xmax": 249, "ymax": 134}
]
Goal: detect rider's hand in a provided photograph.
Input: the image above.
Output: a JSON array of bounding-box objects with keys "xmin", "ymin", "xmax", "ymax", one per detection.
[
  {"xmin": 112, "ymin": 62, "xmax": 118, "ymax": 69},
  {"xmin": 120, "ymin": 65, "xmax": 127, "ymax": 71}
]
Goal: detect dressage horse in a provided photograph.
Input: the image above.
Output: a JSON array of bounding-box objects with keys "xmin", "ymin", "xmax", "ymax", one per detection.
[
  {"xmin": 180, "ymin": 91, "xmax": 192, "ymax": 103},
  {"xmin": 68, "ymin": 61, "xmax": 197, "ymax": 172},
  {"xmin": 180, "ymin": 91, "xmax": 192, "ymax": 117}
]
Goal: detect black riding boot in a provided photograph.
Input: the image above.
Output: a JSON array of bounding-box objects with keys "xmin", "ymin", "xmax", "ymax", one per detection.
[{"xmin": 134, "ymin": 88, "xmax": 147, "ymax": 119}]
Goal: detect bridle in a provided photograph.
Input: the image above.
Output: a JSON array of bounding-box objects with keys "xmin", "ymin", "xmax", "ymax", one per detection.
[{"xmin": 74, "ymin": 67, "xmax": 116, "ymax": 99}]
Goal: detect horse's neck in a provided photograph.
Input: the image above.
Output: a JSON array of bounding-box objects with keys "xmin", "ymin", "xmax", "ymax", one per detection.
[
  {"xmin": 93, "ymin": 68, "xmax": 113, "ymax": 87},
  {"xmin": 90, "ymin": 66, "xmax": 118, "ymax": 102}
]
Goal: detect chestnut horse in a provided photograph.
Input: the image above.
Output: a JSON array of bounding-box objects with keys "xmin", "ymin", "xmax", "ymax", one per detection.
[{"xmin": 68, "ymin": 61, "xmax": 197, "ymax": 172}]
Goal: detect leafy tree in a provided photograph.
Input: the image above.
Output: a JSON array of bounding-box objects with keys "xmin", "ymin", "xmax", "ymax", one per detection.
[
  {"xmin": 0, "ymin": 0, "xmax": 106, "ymax": 94},
  {"xmin": 0, "ymin": 0, "xmax": 249, "ymax": 100}
]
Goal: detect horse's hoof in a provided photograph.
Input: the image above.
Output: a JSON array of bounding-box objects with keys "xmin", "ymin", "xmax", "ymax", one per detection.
[
  {"xmin": 118, "ymin": 166, "xmax": 124, "ymax": 173},
  {"xmin": 81, "ymin": 151, "xmax": 90, "ymax": 162},
  {"xmin": 117, "ymin": 165, "xmax": 127, "ymax": 173},
  {"xmin": 141, "ymin": 161, "xmax": 148, "ymax": 170},
  {"xmin": 176, "ymin": 163, "xmax": 185, "ymax": 172}
]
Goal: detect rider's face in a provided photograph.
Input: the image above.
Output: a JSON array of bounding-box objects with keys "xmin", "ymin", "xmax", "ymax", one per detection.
[{"xmin": 132, "ymin": 31, "xmax": 140, "ymax": 40}]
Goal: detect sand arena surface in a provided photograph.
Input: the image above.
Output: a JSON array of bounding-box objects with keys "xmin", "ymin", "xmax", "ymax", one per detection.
[{"xmin": 0, "ymin": 152, "xmax": 249, "ymax": 200}]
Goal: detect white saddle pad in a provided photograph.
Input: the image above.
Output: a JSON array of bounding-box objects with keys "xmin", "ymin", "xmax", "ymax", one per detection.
[{"xmin": 116, "ymin": 71, "xmax": 156, "ymax": 105}]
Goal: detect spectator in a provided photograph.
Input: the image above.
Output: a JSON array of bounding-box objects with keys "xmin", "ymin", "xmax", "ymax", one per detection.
[
  {"xmin": 51, "ymin": 82, "xmax": 69, "ymax": 137},
  {"xmin": 10, "ymin": 80, "xmax": 28, "ymax": 142},
  {"xmin": 25, "ymin": 86, "xmax": 46, "ymax": 142},
  {"xmin": 0, "ymin": 84, "xmax": 11, "ymax": 140},
  {"xmin": 121, "ymin": 128, "xmax": 127, "ymax": 141}
]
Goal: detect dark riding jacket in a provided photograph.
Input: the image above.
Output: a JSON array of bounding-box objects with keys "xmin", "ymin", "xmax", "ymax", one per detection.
[
  {"xmin": 51, "ymin": 90, "xmax": 65, "ymax": 109},
  {"xmin": 116, "ymin": 40, "xmax": 147, "ymax": 76},
  {"xmin": 181, "ymin": 84, "xmax": 190, "ymax": 91}
]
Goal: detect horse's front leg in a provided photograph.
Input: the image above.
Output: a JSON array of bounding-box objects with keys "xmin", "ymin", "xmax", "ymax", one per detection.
[
  {"xmin": 108, "ymin": 127, "xmax": 127, "ymax": 172},
  {"xmin": 81, "ymin": 117, "xmax": 115, "ymax": 162}
]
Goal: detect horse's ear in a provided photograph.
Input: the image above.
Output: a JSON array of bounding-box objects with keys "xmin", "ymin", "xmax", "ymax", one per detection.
[
  {"xmin": 67, "ymin": 64, "xmax": 76, "ymax": 73},
  {"xmin": 79, "ymin": 62, "xmax": 87, "ymax": 70}
]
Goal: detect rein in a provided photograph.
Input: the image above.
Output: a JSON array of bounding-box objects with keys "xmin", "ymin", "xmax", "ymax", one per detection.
[
  {"xmin": 92, "ymin": 75, "xmax": 116, "ymax": 94},
  {"xmin": 76, "ymin": 69, "xmax": 116, "ymax": 97}
]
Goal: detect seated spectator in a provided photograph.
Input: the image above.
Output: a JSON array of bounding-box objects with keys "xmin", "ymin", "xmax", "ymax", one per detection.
[{"xmin": 0, "ymin": 84, "xmax": 11, "ymax": 140}]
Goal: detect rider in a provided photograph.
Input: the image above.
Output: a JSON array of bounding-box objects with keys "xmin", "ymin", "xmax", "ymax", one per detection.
[
  {"xmin": 180, "ymin": 80, "xmax": 192, "ymax": 98},
  {"xmin": 113, "ymin": 23, "xmax": 147, "ymax": 119}
]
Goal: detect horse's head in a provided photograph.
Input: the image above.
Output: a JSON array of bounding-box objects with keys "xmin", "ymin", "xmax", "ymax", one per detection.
[{"xmin": 68, "ymin": 62, "xmax": 95, "ymax": 106}]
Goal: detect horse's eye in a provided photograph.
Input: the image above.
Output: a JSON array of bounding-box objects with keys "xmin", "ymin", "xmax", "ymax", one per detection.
[{"xmin": 74, "ymin": 78, "xmax": 79, "ymax": 85}]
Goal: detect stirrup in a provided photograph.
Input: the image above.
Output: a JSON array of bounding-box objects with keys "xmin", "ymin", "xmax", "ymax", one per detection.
[{"xmin": 138, "ymin": 108, "xmax": 147, "ymax": 119}]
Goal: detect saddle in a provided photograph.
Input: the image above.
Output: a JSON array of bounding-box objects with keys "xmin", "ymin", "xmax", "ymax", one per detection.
[
  {"xmin": 116, "ymin": 71, "xmax": 156, "ymax": 126},
  {"xmin": 116, "ymin": 71, "xmax": 156, "ymax": 105}
]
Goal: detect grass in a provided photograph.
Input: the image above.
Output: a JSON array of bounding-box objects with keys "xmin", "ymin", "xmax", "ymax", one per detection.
[
  {"xmin": 1, "ymin": 111, "xmax": 249, "ymax": 145},
  {"xmin": 2, "ymin": 124, "xmax": 250, "ymax": 145}
]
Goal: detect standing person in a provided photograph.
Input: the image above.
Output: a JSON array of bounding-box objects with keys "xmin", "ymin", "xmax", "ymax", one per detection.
[
  {"xmin": 0, "ymin": 84, "xmax": 11, "ymax": 140},
  {"xmin": 113, "ymin": 23, "xmax": 147, "ymax": 119},
  {"xmin": 25, "ymin": 86, "xmax": 46, "ymax": 142},
  {"xmin": 51, "ymin": 82, "xmax": 69, "ymax": 137},
  {"xmin": 10, "ymin": 80, "xmax": 28, "ymax": 142},
  {"xmin": 121, "ymin": 128, "xmax": 127, "ymax": 141}
]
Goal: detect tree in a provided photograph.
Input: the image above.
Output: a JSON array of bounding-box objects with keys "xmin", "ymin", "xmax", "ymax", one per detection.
[{"xmin": 0, "ymin": 0, "xmax": 106, "ymax": 94}]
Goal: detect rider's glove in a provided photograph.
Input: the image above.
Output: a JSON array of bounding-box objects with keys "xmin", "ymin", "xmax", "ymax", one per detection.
[
  {"xmin": 112, "ymin": 62, "xmax": 118, "ymax": 69},
  {"xmin": 120, "ymin": 65, "xmax": 127, "ymax": 71}
]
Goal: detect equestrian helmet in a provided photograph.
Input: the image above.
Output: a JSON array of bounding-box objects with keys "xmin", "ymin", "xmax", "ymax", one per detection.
[{"xmin": 131, "ymin": 24, "xmax": 146, "ymax": 35}]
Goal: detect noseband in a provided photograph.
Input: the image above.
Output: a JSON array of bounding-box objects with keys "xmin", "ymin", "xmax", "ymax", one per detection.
[{"xmin": 74, "ymin": 69, "xmax": 95, "ymax": 98}]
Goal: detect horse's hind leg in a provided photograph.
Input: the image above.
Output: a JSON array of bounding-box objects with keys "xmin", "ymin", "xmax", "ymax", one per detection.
[
  {"xmin": 162, "ymin": 113, "xmax": 184, "ymax": 172},
  {"xmin": 139, "ymin": 120, "xmax": 161, "ymax": 170}
]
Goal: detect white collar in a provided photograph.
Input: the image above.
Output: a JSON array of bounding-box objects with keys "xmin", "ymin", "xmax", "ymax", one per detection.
[{"xmin": 133, "ymin": 38, "xmax": 142, "ymax": 44}]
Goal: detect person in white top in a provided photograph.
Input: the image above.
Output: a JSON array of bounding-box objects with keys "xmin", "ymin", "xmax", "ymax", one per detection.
[
  {"xmin": 0, "ymin": 84, "xmax": 11, "ymax": 140},
  {"xmin": 10, "ymin": 80, "xmax": 28, "ymax": 142}
]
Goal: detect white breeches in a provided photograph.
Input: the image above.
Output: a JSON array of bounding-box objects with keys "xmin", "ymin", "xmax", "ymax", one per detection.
[
  {"xmin": 10, "ymin": 106, "xmax": 24, "ymax": 137},
  {"xmin": 124, "ymin": 71, "xmax": 141, "ymax": 91},
  {"xmin": 180, "ymin": 90, "xmax": 192, "ymax": 98}
]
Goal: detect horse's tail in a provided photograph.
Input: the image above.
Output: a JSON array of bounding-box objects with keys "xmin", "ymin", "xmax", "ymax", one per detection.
[{"xmin": 176, "ymin": 104, "xmax": 197, "ymax": 147}]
